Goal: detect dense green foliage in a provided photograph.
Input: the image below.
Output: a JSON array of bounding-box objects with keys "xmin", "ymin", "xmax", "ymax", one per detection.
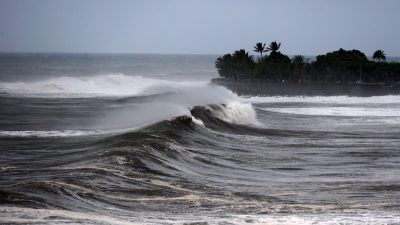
[
  {"xmin": 253, "ymin": 42, "xmax": 267, "ymax": 59},
  {"xmin": 373, "ymin": 49, "xmax": 386, "ymax": 62},
  {"xmin": 215, "ymin": 42, "xmax": 400, "ymax": 85},
  {"xmin": 215, "ymin": 49, "xmax": 255, "ymax": 79}
]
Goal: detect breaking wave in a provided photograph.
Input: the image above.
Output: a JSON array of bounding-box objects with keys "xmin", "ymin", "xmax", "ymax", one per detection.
[
  {"xmin": 0, "ymin": 74, "xmax": 259, "ymax": 137},
  {"xmin": 2, "ymin": 72, "xmax": 400, "ymax": 224},
  {"xmin": 259, "ymin": 106, "xmax": 400, "ymax": 117},
  {"xmin": 0, "ymin": 73, "xmax": 207, "ymax": 98},
  {"xmin": 245, "ymin": 95, "xmax": 400, "ymax": 104},
  {"xmin": 0, "ymin": 102, "xmax": 259, "ymax": 138}
]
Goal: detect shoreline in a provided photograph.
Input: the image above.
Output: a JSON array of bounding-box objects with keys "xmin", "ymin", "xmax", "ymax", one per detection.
[{"xmin": 211, "ymin": 78, "xmax": 400, "ymax": 97}]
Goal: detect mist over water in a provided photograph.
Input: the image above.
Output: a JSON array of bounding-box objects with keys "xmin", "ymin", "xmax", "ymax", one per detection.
[
  {"xmin": 0, "ymin": 53, "xmax": 218, "ymax": 82},
  {"xmin": 1, "ymin": 54, "xmax": 400, "ymax": 224}
]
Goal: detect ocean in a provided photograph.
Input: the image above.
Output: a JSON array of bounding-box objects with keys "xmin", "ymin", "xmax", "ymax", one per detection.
[{"xmin": 0, "ymin": 53, "xmax": 400, "ymax": 225}]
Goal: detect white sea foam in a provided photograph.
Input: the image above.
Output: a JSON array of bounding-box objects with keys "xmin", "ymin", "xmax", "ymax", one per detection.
[
  {"xmin": 0, "ymin": 74, "xmax": 260, "ymax": 134},
  {"xmin": 1, "ymin": 206, "xmax": 399, "ymax": 225},
  {"xmin": 0, "ymin": 124, "xmax": 157, "ymax": 137},
  {"xmin": 207, "ymin": 102, "xmax": 259, "ymax": 125},
  {"xmin": 191, "ymin": 116, "xmax": 205, "ymax": 126},
  {"xmin": 0, "ymin": 74, "xmax": 207, "ymax": 98},
  {"xmin": 260, "ymin": 106, "xmax": 400, "ymax": 117},
  {"xmin": 173, "ymin": 213, "xmax": 400, "ymax": 225},
  {"xmin": 100, "ymin": 85, "xmax": 260, "ymax": 129},
  {"xmin": 245, "ymin": 95, "xmax": 400, "ymax": 104},
  {"xmin": 246, "ymin": 95, "xmax": 400, "ymax": 118},
  {"xmin": 0, "ymin": 130, "xmax": 111, "ymax": 137},
  {"xmin": 0, "ymin": 207, "xmax": 138, "ymax": 225}
]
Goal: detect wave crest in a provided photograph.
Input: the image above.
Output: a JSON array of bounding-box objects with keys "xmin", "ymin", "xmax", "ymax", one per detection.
[
  {"xmin": 194, "ymin": 103, "xmax": 258, "ymax": 125},
  {"xmin": 0, "ymin": 74, "xmax": 206, "ymax": 98}
]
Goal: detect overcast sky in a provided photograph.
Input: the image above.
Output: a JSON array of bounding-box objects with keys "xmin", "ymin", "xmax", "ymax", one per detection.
[{"xmin": 0, "ymin": 0, "xmax": 399, "ymax": 56}]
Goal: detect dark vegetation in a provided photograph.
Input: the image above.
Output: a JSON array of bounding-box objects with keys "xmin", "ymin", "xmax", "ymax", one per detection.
[{"xmin": 215, "ymin": 42, "xmax": 400, "ymax": 86}]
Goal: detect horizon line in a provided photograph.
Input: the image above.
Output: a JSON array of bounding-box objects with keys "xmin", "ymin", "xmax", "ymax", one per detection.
[
  {"xmin": 0, "ymin": 51, "xmax": 222, "ymax": 56},
  {"xmin": 0, "ymin": 51, "xmax": 399, "ymax": 58}
]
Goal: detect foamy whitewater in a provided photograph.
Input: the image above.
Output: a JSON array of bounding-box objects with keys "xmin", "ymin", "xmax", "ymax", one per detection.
[{"xmin": 0, "ymin": 54, "xmax": 399, "ymax": 224}]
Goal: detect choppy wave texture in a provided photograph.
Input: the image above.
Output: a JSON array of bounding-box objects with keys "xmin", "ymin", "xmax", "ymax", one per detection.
[
  {"xmin": 0, "ymin": 73, "xmax": 209, "ymax": 97},
  {"xmin": 1, "ymin": 74, "xmax": 400, "ymax": 224}
]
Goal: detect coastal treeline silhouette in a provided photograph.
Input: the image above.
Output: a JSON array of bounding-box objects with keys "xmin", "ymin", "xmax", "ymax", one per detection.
[{"xmin": 215, "ymin": 42, "xmax": 400, "ymax": 85}]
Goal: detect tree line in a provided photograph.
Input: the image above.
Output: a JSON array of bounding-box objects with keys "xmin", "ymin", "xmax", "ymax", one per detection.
[{"xmin": 215, "ymin": 41, "xmax": 400, "ymax": 85}]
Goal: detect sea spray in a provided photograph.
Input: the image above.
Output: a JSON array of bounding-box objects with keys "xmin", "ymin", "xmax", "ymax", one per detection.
[{"xmin": 0, "ymin": 74, "xmax": 260, "ymax": 134}]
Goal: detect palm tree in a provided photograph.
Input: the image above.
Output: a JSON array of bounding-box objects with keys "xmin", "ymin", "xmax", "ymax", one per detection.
[
  {"xmin": 292, "ymin": 55, "xmax": 305, "ymax": 82},
  {"xmin": 233, "ymin": 49, "xmax": 248, "ymax": 61},
  {"xmin": 373, "ymin": 50, "xmax": 386, "ymax": 62},
  {"xmin": 253, "ymin": 42, "xmax": 268, "ymax": 59},
  {"xmin": 267, "ymin": 41, "xmax": 281, "ymax": 53},
  {"xmin": 292, "ymin": 55, "xmax": 305, "ymax": 66},
  {"xmin": 215, "ymin": 54, "xmax": 233, "ymax": 78},
  {"xmin": 231, "ymin": 49, "xmax": 255, "ymax": 78}
]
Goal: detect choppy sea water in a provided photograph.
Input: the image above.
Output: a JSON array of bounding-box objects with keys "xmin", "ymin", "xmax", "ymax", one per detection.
[{"xmin": 0, "ymin": 54, "xmax": 400, "ymax": 225}]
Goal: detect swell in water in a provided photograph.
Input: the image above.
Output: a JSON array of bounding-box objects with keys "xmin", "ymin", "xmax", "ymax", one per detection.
[
  {"xmin": 1, "ymin": 74, "xmax": 400, "ymax": 224},
  {"xmin": 0, "ymin": 73, "xmax": 208, "ymax": 98}
]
